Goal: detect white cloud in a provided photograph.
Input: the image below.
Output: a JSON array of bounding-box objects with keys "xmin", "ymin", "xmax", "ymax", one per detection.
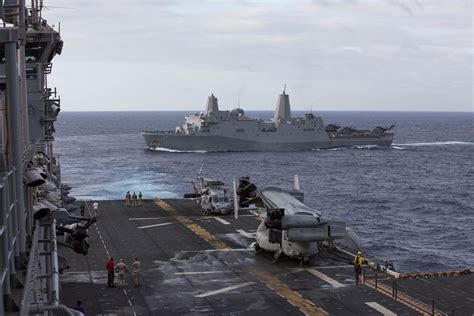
[{"xmin": 45, "ymin": 0, "xmax": 472, "ymax": 111}]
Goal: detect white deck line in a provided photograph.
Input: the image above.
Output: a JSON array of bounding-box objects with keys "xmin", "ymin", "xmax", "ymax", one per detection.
[
  {"xmin": 175, "ymin": 271, "xmax": 231, "ymax": 275},
  {"xmin": 306, "ymin": 268, "xmax": 345, "ymax": 288},
  {"xmin": 315, "ymin": 265, "xmax": 353, "ymax": 269},
  {"xmin": 200, "ymin": 214, "xmax": 254, "ymax": 220},
  {"xmin": 213, "ymin": 217, "xmax": 231, "ymax": 225},
  {"xmin": 87, "ymin": 202, "xmax": 137, "ymax": 316},
  {"xmin": 129, "ymin": 217, "xmax": 166, "ymax": 220},
  {"xmin": 137, "ymin": 222, "xmax": 174, "ymax": 229},
  {"xmin": 236, "ymin": 229, "xmax": 254, "ymax": 239},
  {"xmin": 225, "ymin": 214, "xmax": 254, "ymax": 218},
  {"xmin": 365, "ymin": 302, "xmax": 397, "ymax": 316},
  {"xmin": 195, "ymin": 282, "xmax": 255, "ymax": 298}
]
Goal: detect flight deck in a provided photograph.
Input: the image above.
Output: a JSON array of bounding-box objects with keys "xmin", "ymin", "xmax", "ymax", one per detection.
[{"xmin": 58, "ymin": 200, "xmax": 474, "ymax": 315}]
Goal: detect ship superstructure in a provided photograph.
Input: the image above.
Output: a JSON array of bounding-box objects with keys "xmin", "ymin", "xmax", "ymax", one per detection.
[
  {"xmin": 142, "ymin": 90, "xmax": 394, "ymax": 151},
  {"xmin": 0, "ymin": 2, "xmax": 81, "ymax": 315}
]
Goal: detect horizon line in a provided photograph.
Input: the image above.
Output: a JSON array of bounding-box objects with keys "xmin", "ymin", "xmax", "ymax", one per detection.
[{"xmin": 59, "ymin": 109, "xmax": 474, "ymax": 113}]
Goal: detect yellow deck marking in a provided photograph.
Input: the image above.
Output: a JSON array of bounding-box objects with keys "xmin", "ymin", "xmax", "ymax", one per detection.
[
  {"xmin": 251, "ymin": 269, "xmax": 327, "ymax": 316},
  {"xmin": 154, "ymin": 199, "xmax": 327, "ymax": 315},
  {"xmin": 155, "ymin": 200, "xmax": 229, "ymax": 249},
  {"xmin": 185, "ymin": 220, "xmax": 229, "ymax": 250}
]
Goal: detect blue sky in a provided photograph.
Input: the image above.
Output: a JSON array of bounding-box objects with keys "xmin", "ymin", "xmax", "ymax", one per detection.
[{"xmin": 45, "ymin": 0, "xmax": 472, "ymax": 111}]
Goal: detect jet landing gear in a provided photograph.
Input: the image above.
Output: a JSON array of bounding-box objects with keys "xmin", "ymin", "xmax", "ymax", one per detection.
[{"xmin": 254, "ymin": 243, "xmax": 263, "ymax": 254}]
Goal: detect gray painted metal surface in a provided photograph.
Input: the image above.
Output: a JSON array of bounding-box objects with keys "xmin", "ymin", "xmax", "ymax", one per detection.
[
  {"xmin": 5, "ymin": 30, "xmax": 27, "ymax": 258},
  {"xmin": 57, "ymin": 199, "xmax": 474, "ymax": 315},
  {"xmin": 0, "ymin": 2, "xmax": 74, "ymax": 314},
  {"xmin": 142, "ymin": 91, "xmax": 394, "ymax": 151}
]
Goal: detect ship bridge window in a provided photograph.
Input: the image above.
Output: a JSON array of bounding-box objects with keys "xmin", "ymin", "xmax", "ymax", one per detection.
[
  {"xmin": 236, "ymin": 128, "xmax": 245, "ymax": 133},
  {"xmin": 25, "ymin": 42, "xmax": 49, "ymax": 61}
]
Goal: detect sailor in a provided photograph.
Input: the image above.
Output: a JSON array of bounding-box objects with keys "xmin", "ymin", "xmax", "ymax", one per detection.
[
  {"xmin": 125, "ymin": 191, "xmax": 131, "ymax": 207},
  {"xmin": 138, "ymin": 192, "xmax": 143, "ymax": 207},
  {"xmin": 92, "ymin": 201, "xmax": 99, "ymax": 218},
  {"xmin": 132, "ymin": 192, "xmax": 137, "ymax": 207},
  {"xmin": 115, "ymin": 259, "xmax": 128, "ymax": 289},
  {"xmin": 132, "ymin": 257, "xmax": 141, "ymax": 287},
  {"xmin": 106, "ymin": 257, "xmax": 115, "ymax": 287},
  {"xmin": 354, "ymin": 251, "xmax": 364, "ymax": 285},
  {"xmin": 79, "ymin": 201, "xmax": 85, "ymax": 217}
]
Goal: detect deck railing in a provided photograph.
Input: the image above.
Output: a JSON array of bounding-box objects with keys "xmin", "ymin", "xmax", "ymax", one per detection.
[{"xmin": 0, "ymin": 169, "xmax": 19, "ymax": 313}]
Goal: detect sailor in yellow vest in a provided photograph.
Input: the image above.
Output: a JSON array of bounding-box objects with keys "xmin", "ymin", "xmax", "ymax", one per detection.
[
  {"xmin": 138, "ymin": 192, "xmax": 143, "ymax": 207},
  {"xmin": 132, "ymin": 192, "xmax": 137, "ymax": 207},
  {"xmin": 125, "ymin": 191, "xmax": 131, "ymax": 207},
  {"xmin": 354, "ymin": 251, "xmax": 363, "ymax": 285}
]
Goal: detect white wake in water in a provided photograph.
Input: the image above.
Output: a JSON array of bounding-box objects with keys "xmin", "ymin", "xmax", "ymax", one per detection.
[
  {"xmin": 353, "ymin": 145, "xmax": 379, "ymax": 149},
  {"xmin": 152, "ymin": 147, "xmax": 208, "ymax": 153},
  {"xmin": 393, "ymin": 141, "xmax": 474, "ymax": 147},
  {"xmin": 329, "ymin": 145, "xmax": 381, "ymax": 151}
]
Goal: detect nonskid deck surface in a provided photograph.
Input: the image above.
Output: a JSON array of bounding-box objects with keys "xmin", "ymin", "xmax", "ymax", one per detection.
[{"xmin": 58, "ymin": 200, "xmax": 473, "ymax": 315}]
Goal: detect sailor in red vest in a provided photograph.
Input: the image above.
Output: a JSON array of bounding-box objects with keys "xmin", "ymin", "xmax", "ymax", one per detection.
[{"xmin": 106, "ymin": 257, "xmax": 115, "ymax": 287}]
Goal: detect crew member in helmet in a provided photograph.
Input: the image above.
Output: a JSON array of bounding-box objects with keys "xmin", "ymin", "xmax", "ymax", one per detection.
[
  {"xmin": 125, "ymin": 191, "xmax": 131, "ymax": 207},
  {"xmin": 132, "ymin": 192, "xmax": 138, "ymax": 207},
  {"xmin": 354, "ymin": 251, "xmax": 364, "ymax": 285}
]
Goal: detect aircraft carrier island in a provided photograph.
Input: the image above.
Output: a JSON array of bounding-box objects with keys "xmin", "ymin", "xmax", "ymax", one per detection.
[{"xmin": 142, "ymin": 90, "xmax": 395, "ymax": 152}]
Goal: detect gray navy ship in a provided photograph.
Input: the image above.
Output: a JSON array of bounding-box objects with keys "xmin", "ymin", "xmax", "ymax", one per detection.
[{"xmin": 142, "ymin": 89, "xmax": 395, "ymax": 151}]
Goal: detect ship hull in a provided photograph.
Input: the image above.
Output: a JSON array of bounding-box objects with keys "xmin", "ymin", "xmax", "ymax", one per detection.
[{"xmin": 142, "ymin": 132, "xmax": 393, "ymax": 152}]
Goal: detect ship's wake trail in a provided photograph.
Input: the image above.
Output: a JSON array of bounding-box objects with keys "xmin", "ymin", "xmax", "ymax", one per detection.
[
  {"xmin": 152, "ymin": 147, "xmax": 208, "ymax": 153},
  {"xmin": 353, "ymin": 145, "xmax": 380, "ymax": 149},
  {"xmin": 327, "ymin": 145, "xmax": 383, "ymax": 151},
  {"xmin": 393, "ymin": 141, "xmax": 474, "ymax": 147}
]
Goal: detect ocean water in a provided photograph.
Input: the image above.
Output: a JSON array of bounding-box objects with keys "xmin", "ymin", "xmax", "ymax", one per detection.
[{"xmin": 54, "ymin": 111, "xmax": 474, "ymax": 273}]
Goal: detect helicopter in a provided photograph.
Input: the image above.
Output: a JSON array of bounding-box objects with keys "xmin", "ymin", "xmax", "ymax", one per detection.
[
  {"xmin": 233, "ymin": 175, "xmax": 361, "ymax": 265},
  {"xmin": 184, "ymin": 165, "xmax": 232, "ymax": 215}
]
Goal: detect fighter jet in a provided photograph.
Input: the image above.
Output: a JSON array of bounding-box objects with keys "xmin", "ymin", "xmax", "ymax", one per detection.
[{"xmin": 233, "ymin": 176, "xmax": 361, "ymax": 265}]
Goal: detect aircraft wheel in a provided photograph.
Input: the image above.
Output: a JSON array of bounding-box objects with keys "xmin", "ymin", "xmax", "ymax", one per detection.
[
  {"xmin": 254, "ymin": 243, "xmax": 262, "ymax": 254},
  {"xmin": 300, "ymin": 256, "xmax": 309, "ymax": 266}
]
